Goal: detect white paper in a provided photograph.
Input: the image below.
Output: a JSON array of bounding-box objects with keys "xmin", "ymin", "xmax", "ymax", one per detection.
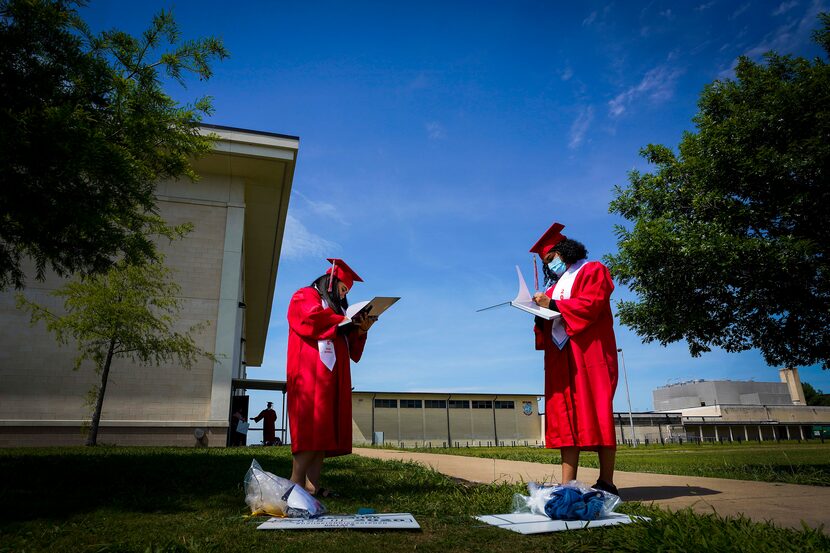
[
  {"xmin": 257, "ymin": 513, "xmax": 420, "ymax": 530},
  {"xmin": 338, "ymin": 297, "xmax": 400, "ymax": 326},
  {"xmin": 511, "ymin": 266, "xmax": 560, "ymax": 320},
  {"xmin": 474, "ymin": 512, "xmax": 648, "ymax": 534}
]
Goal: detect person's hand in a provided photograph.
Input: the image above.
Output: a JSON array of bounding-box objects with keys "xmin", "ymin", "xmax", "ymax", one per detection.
[
  {"xmin": 533, "ymin": 292, "xmax": 551, "ymax": 308},
  {"xmin": 353, "ymin": 312, "xmax": 378, "ymax": 334}
]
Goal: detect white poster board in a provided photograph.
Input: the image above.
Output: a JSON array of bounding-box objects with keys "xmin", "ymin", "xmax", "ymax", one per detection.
[
  {"xmin": 474, "ymin": 512, "xmax": 648, "ymax": 534},
  {"xmin": 257, "ymin": 513, "xmax": 420, "ymax": 531}
]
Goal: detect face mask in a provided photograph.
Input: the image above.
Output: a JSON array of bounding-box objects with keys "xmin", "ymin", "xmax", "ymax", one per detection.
[{"xmin": 548, "ymin": 256, "xmax": 566, "ymax": 277}]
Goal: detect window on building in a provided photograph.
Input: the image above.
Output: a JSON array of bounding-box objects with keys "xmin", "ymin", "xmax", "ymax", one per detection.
[
  {"xmin": 374, "ymin": 399, "xmax": 397, "ymax": 408},
  {"xmin": 425, "ymin": 400, "xmax": 447, "ymax": 408},
  {"xmin": 448, "ymin": 400, "xmax": 469, "ymax": 409},
  {"xmin": 472, "ymin": 400, "xmax": 493, "ymax": 409},
  {"xmin": 495, "ymin": 401, "xmax": 515, "ymax": 409},
  {"xmin": 400, "ymin": 399, "xmax": 422, "ymax": 409}
]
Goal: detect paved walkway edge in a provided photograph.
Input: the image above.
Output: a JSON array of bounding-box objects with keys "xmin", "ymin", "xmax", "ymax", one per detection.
[{"xmin": 352, "ymin": 447, "xmax": 830, "ymax": 532}]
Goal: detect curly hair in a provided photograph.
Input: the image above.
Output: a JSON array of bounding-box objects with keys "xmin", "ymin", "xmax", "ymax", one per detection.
[{"xmin": 551, "ymin": 238, "xmax": 588, "ymax": 265}]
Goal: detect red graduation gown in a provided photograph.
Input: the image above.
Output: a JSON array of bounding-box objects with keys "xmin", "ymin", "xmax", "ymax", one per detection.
[
  {"xmin": 286, "ymin": 286, "xmax": 367, "ymax": 457},
  {"xmin": 534, "ymin": 261, "xmax": 618, "ymax": 450}
]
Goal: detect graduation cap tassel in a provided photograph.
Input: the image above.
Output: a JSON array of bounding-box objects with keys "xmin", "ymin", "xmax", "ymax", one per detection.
[
  {"xmin": 327, "ymin": 259, "xmax": 336, "ymax": 293},
  {"xmin": 533, "ymin": 255, "xmax": 539, "ymax": 292}
]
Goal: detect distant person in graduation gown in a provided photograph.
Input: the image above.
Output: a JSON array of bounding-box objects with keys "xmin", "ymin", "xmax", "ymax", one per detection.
[
  {"xmin": 530, "ymin": 222, "xmax": 620, "ymax": 496},
  {"xmin": 253, "ymin": 401, "xmax": 279, "ymax": 446},
  {"xmin": 286, "ymin": 258, "xmax": 375, "ymax": 497}
]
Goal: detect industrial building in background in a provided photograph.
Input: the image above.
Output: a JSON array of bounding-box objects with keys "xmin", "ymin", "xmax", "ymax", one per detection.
[
  {"xmin": 351, "ymin": 392, "xmax": 543, "ymax": 448},
  {"xmin": 351, "ymin": 368, "xmax": 830, "ymax": 448},
  {"xmin": 0, "ymin": 125, "xmax": 297, "ymax": 448},
  {"xmin": 647, "ymin": 368, "xmax": 830, "ymax": 443}
]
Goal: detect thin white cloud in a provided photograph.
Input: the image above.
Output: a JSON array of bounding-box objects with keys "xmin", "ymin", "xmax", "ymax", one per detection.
[
  {"xmin": 719, "ymin": 0, "xmax": 824, "ymax": 79},
  {"xmin": 569, "ymin": 106, "xmax": 594, "ymax": 149},
  {"xmin": 745, "ymin": 0, "xmax": 821, "ymax": 57},
  {"xmin": 408, "ymin": 72, "xmax": 429, "ymax": 90},
  {"xmin": 695, "ymin": 1, "xmax": 717, "ymax": 11},
  {"xmin": 280, "ymin": 214, "xmax": 340, "ymax": 259},
  {"xmin": 716, "ymin": 60, "xmax": 739, "ymax": 79},
  {"xmin": 293, "ymin": 190, "xmax": 349, "ymax": 225},
  {"xmin": 582, "ymin": 10, "xmax": 597, "ymax": 26},
  {"xmin": 773, "ymin": 1, "xmax": 799, "ymax": 15},
  {"xmin": 730, "ymin": 2, "xmax": 751, "ymax": 19},
  {"xmin": 608, "ymin": 65, "xmax": 684, "ymax": 117},
  {"xmin": 425, "ymin": 121, "xmax": 446, "ymax": 140},
  {"xmin": 561, "ymin": 66, "xmax": 574, "ymax": 81},
  {"xmin": 690, "ymin": 40, "xmax": 713, "ymax": 55}
]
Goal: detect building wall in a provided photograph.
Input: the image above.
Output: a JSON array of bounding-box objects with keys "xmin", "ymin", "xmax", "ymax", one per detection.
[
  {"xmin": 679, "ymin": 404, "xmax": 830, "ymax": 424},
  {"xmin": 0, "ymin": 175, "xmax": 243, "ymax": 447},
  {"xmin": 352, "ymin": 393, "xmax": 542, "ymax": 447},
  {"xmin": 611, "ymin": 413, "xmax": 683, "ymax": 444},
  {"xmin": 653, "ymin": 380, "xmax": 793, "ymax": 411}
]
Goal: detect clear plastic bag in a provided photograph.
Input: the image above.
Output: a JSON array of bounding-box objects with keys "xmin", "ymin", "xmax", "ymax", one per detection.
[
  {"xmin": 511, "ymin": 480, "xmax": 621, "ymax": 521},
  {"xmin": 243, "ymin": 459, "xmax": 326, "ymax": 518}
]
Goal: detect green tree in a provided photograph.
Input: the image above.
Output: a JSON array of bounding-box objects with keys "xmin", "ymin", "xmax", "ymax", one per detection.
[
  {"xmin": 802, "ymin": 382, "xmax": 830, "ymax": 406},
  {"xmin": 606, "ymin": 13, "xmax": 830, "ymax": 369},
  {"xmin": 17, "ymin": 247, "xmax": 217, "ymax": 446},
  {"xmin": 0, "ymin": 0, "xmax": 228, "ymax": 290}
]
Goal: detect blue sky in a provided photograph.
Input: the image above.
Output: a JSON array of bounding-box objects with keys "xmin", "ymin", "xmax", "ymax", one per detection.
[{"xmin": 84, "ymin": 1, "xmax": 830, "ymax": 425}]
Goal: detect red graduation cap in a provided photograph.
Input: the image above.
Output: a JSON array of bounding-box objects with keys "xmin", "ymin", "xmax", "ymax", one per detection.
[
  {"xmin": 325, "ymin": 258, "xmax": 363, "ymax": 291},
  {"xmin": 529, "ymin": 222, "xmax": 566, "ymax": 257}
]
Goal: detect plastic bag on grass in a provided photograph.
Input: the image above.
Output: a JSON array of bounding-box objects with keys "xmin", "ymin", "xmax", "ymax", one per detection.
[
  {"xmin": 244, "ymin": 459, "xmax": 326, "ymax": 518},
  {"xmin": 511, "ymin": 480, "xmax": 620, "ymax": 521}
]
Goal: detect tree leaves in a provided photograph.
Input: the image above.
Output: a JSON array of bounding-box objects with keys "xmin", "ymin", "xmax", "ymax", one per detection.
[
  {"xmin": 606, "ymin": 13, "xmax": 830, "ymax": 369},
  {"xmin": 0, "ymin": 0, "xmax": 228, "ymax": 289}
]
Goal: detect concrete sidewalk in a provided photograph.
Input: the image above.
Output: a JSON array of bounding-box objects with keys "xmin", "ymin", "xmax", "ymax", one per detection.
[{"xmin": 353, "ymin": 447, "xmax": 830, "ymax": 532}]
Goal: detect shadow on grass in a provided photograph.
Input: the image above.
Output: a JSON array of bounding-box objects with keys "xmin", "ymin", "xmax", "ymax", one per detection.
[
  {"xmin": 622, "ymin": 486, "xmax": 721, "ymax": 501},
  {"xmin": 0, "ymin": 448, "xmax": 275, "ymax": 521},
  {"xmin": 0, "ymin": 447, "xmax": 476, "ymax": 524}
]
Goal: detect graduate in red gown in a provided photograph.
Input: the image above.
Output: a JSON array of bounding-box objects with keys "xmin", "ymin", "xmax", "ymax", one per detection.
[
  {"xmin": 530, "ymin": 223, "xmax": 620, "ymax": 496},
  {"xmin": 286, "ymin": 258, "xmax": 375, "ymax": 497}
]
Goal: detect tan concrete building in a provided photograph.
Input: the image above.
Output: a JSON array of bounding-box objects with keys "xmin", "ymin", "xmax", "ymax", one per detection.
[
  {"xmin": 675, "ymin": 404, "xmax": 830, "ymax": 442},
  {"xmin": 648, "ymin": 368, "xmax": 830, "ymax": 443},
  {"xmin": 0, "ymin": 124, "xmax": 297, "ymax": 447},
  {"xmin": 351, "ymin": 392, "xmax": 544, "ymax": 448}
]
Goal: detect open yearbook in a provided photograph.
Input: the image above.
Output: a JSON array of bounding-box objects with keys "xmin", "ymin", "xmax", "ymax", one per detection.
[
  {"xmin": 477, "ymin": 266, "xmax": 560, "ymax": 320},
  {"xmin": 338, "ymin": 297, "xmax": 400, "ymax": 326}
]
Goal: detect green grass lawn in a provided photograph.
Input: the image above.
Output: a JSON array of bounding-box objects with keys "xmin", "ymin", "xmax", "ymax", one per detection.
[
  {"xmin": 0, "ymin": 446, "xmax": 828, "ymax": 552},
  {"xmin": 407, "ymin": 441, "xmax": 830, "ymax": 486}
]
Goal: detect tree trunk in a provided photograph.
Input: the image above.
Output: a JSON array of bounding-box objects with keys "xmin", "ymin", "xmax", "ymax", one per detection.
[{"xmin": 86, "ymin": 338, "xmax": 117, "ymax": 446}]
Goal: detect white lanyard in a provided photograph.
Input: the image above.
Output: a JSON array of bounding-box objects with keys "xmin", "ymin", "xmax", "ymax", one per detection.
[
  {"xmin": 318, "ymin": 296, "xmax": 336, "ymax": 370},
  {"xmin": 550, "ymin": 259, "xmax": 587, "ymax": 349}
]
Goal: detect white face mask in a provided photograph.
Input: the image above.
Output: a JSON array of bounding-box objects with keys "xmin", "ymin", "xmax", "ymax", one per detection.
[{"xmin": 548, "ymin": 256, "xmax": 566, "ymax": 277}]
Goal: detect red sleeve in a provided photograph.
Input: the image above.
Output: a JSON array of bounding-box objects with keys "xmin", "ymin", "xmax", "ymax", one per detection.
[
  {"xmin": 347, "ymin": 330, "xmax": 368, "ymax": 362},
  {"xmin": 557, "ymin": 262, "xmax": 614, "ymax": 337},
  {"xmin": 287, "ymin": 287, "xmax": 346, "ymax": 340}
]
